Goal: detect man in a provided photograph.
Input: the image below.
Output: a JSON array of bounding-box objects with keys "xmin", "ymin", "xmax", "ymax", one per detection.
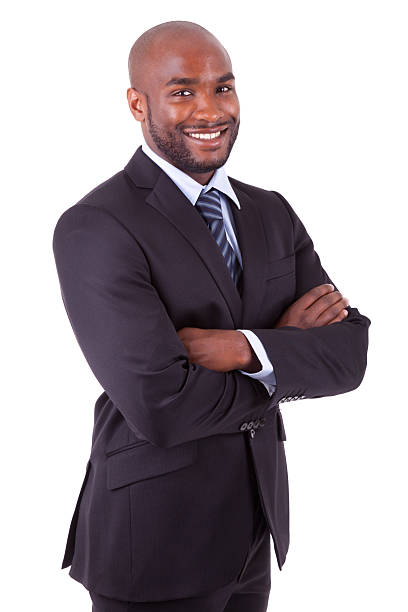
[{"xmin": 52, "ymin": 20, "xmax": 370, "ymax": 612}]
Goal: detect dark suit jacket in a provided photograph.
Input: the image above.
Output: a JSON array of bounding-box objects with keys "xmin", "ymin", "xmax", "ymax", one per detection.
[{"xmin": 52, "ymin": 146, "xmax": 370, "ymax": 602}]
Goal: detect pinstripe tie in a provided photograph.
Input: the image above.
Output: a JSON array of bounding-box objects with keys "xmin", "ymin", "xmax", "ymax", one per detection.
[{"xmin": 195, "ymin": 187, "xmax": 242, "ymax": 287}]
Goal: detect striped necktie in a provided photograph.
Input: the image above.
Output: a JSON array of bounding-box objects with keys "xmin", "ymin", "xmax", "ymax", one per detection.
[{"xmin": 195, "ymin": 187, "xmax": 242, "ymax": 287}]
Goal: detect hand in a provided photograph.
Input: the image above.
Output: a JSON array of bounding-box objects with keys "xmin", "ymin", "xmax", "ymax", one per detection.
[
  {"xmin": 176, "ymin": 327, "xmax": 250, "ymax": 372},
  {"xmin": 274, "ymin": 283, "xmax": 349, "ymax": 330}
]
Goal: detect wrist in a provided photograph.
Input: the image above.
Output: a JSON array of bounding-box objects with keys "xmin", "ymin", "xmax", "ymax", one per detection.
[{"xmin": 236, "ymin": 331, "xmax": 262, "ymax": 373}]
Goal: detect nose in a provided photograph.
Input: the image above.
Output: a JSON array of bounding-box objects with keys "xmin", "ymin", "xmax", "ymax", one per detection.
[{"xmin": 192, "ymin": 92, "xmax": 224, "ymax": 124}]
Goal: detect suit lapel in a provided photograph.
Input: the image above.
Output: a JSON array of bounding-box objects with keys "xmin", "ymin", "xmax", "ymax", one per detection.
[
  {"xmin": 124, "ymin": 147, "xmax": 268, "ymax": 330},
  {"xmin": 228, "ymin": 181, "xmax": 268, "ymax": 328},
  {"xmin": 145, "ymin": 172, "xmax": 242, "ymax": 327}
]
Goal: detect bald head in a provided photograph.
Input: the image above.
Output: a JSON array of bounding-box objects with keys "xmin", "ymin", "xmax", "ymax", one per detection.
[
  {"xmin": 126, "ymin": 20, "xmax": 239, "ymax": 184},
  {"xmin": 128, "ymin": 21, "xmax": 230, "ymax": 93}
]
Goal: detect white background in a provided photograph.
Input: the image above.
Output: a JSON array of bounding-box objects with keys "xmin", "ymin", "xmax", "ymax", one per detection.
[{"xmin": 1, "ymin": 1, "xmax": 406, "ymax": 610}]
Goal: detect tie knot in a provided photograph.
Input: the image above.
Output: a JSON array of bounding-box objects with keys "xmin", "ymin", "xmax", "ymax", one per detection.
[{"xmin": 195, "ymin": 188, "xmax": 223, "ymax": 223}]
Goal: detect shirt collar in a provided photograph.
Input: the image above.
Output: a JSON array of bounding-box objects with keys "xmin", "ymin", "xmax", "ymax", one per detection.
[{"xmin": 141, "ymin": 139, "xmax": 241, "ymax": 209}]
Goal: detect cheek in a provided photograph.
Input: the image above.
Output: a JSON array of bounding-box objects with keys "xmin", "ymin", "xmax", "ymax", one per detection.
[
  {"xmin": 223, "ymin": 95, "xmax": 239, "ymax": 117},
  {"xmin": 157, "ymin": 101, "xmax": 193, "ymax": 126}
]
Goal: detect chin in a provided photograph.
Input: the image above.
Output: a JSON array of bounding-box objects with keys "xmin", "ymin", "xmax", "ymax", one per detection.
[{"xmin": 196, "ymin": 149, "xmax": 229, "ymax": 164}]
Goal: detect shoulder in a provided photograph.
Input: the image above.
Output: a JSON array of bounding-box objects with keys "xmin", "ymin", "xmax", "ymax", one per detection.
[
  {"xmin": 57, "ymin": 167, "xmax": 139, "ymax": 215},
  {"xmin": 52, "ymin": 169, "xmax": 139, "ymax": 247},
  {"xmin": 52, "ymin": 167, "xmax": 147, "ymax": 236}
]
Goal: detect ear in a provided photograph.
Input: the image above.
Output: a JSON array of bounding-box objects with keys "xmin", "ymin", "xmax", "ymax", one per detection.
[{"xmin": 127, "ymin": 88, "xmax": 146, "ymax": 123}]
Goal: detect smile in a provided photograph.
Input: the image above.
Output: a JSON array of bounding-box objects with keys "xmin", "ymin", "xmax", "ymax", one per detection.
[
  {"xmin": 183, "ymin": 127, "xmax": 229, "ymax": 146},
  {"xmin": 188, "ymin": 131, "xmax": 221, "ymax": 140}
]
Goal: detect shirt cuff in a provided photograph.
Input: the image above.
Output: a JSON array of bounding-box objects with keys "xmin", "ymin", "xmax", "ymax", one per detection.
[{"xmin": 236, "ymin": 329, "xmax": 277, "ymax": 397}]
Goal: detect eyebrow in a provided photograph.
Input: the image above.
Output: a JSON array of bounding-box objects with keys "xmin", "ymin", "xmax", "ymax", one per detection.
[{"xmin": 165, "ymin": 72, "xmax": 235, "ymax": 87}]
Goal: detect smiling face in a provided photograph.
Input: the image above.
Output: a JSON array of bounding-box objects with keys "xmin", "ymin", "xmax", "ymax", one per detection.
[{"xmin": 127, "ymin": 28, "xmax": 240, "ymax": 184}]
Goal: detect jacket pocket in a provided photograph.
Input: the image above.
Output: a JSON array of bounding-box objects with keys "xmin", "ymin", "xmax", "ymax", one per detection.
[
  {"xmin": 265, "ymin": 254, "xmax": 295, "ymax": 280},
  {"xmin": 106, "ymin": 439, "xmax": 198, "ymax": 490},
  {"xmin": 105, "ymin": 439, "xmax": 149, "ymax": 457}
]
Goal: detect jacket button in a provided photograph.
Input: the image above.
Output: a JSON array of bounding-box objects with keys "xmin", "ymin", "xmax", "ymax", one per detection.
[
  {"xmin": 254, "ymin": 418, "xmax": 260, "ymax": 429},
  {"xmin": 240, "ymin": 422, "xmax": 248, "ymax": 431},
  {"xmin": 247, "ymin": 421, "xmax": 254, "ymax": 429},
  {"xmin": 259, "ymin": 417, "xmax": 266, "ymax": 427}
]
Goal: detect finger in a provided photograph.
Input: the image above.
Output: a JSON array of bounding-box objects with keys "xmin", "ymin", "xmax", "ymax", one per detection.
[
  {"xmin": 306, "ymin": 291, "xmax": 346, "ymax": 320},
  {"xmin": 326, "ymin": 308, "xmax": 349, "ymax": 325},
  {"xmin": 294, "ymin": 283, "xmax": 335, "ymax": 309},
  {"xmin": 314, "ymin": 298, "xmax": 350, "ymax": 326}
]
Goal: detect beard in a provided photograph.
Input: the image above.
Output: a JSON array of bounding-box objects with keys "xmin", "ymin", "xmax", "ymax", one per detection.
[{"xmin": 145, "ymin": 98, "xmax": 239, "ymax": 174}]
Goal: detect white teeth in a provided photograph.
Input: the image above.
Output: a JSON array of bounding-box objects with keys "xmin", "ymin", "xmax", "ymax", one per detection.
[{"xmin": 188, "ymin": 131, "xmax": 221, "ymax": 140}]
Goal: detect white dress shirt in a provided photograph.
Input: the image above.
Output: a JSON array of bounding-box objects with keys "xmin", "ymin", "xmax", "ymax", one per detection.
[{"xmin": 141, "ymin": 139, "xmax": 277, "ymax": 397}]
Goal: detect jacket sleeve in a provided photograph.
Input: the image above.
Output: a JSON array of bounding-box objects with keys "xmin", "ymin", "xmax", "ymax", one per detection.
[
  {"xmin": 248, "ymin": 191, "xmax": 371, "ymax": 404},
  {"xmin": 52, "ymin": 203, "xmax": 271, "ymax": 449}
]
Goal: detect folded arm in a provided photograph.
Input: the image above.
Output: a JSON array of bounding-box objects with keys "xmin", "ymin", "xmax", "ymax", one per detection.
[
  {"xmin": 177, "ymin": 192, "xmax": 370, "ymax": 403},
  {"xmin": 52, "ymin": 204, "xmax": 272, "ymax": 449},
  {"xmin": 248, "ymin": 191, "xmax": 371, "ymax": 403}
]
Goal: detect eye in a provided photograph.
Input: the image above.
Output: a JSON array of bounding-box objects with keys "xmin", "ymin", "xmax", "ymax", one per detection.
[
  {"xmin": 173, "ymin": 90, "xmax": 193, "ymax": 97},
  {"xmin": 217, "ymin": 85, "xmax": 233, "ymax": 93}
]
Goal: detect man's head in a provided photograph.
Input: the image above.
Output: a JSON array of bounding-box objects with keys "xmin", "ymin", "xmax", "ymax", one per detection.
[{"xmin": 127, "ymin": 21, "xmax": 240, "ymax": 184}]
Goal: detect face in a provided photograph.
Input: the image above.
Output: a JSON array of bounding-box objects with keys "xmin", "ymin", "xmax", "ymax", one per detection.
[{"xmin": 127, "ymin": 37, "xmax": 240, "ymax": 184}]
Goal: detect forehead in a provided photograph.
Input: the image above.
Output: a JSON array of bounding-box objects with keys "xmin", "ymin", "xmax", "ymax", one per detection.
[{"xmin": 149, "ymin": 38, "xmax": 232, "ymax": 86}]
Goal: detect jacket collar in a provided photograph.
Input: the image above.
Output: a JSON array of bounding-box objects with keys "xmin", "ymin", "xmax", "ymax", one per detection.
[
  {"xmin": 140, "ymin": 140, "xmax": 241, "ymax": 209},
  {"xmin": 124, "ymin": 146, "xmax": 268, "ymax": 329}
]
